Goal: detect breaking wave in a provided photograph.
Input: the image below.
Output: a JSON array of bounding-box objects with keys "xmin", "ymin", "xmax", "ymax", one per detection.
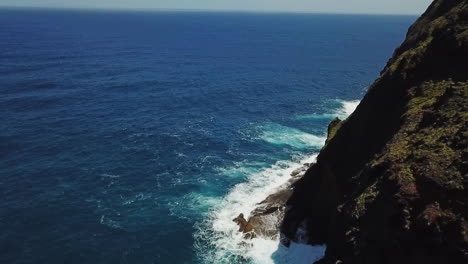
[
  {"xmin": 194, "ymin": 154, "xmax": 324, "ymax": 264},
  {"xmin": 335, "ymin": 100, "xmax": 360, "ymax": 119},
  {"xmin": 194, "ymin": 99, "xmax": 359, "ymax": 263},
  {"xmin": 294, "ymin": 99, "xmax": 360, "ymax": 121},
  {"xmin": 258, "ymin": 123, "xmax": 326, "ymax": 149}
]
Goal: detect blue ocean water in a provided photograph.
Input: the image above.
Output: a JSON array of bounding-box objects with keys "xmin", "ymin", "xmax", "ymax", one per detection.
[{"xmin": 0, "ymin": 9, "xmax": 415, "ymax": 264}]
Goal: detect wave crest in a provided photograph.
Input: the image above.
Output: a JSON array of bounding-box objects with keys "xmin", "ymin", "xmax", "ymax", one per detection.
[
  {"xmin": 194, "ymin": 99, "xmax": 358, "ymax": 263},
  {"xmin": 258, "ymin": 123, "xmax": 326, "ymax": 149},
  {"xmin": 194, "ymin": 155, "xmax": 324, "ymax": 264},
  {"xmin": 294, "ymin": 99, "xmax": 360, "ymax": 121}
]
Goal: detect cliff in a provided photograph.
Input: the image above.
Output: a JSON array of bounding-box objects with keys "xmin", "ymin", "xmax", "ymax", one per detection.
[{"xmin": 281, "ymin": 0, "xmax": 468, "ymax": 263}]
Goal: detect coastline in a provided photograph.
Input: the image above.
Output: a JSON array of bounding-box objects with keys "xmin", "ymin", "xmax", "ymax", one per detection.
[
  {"xmin": 0, "ymin": 9, "xmax": 428, "ymax": 263},
  {"xmin": 280, "ymin": 1, "xmax": 468, "ymax": 262},
  {"xmin": 195, "ymin": 100, "xmax": 359, "ymax": 263}
]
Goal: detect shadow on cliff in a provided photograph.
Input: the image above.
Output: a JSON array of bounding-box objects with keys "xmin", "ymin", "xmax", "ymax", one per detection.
[{"xmin": 279, "ymin": 0, "xmax": 468, "ymax": 263}]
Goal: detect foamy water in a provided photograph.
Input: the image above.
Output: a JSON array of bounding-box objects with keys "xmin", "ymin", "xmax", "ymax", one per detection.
[
  {"xmin": 194, "ymin": 100, "xmax": 359, "ymax": 264},
  {"xmin": 336, "ymin": 100, "xmax": 360, "ymax": 119},
  {"xmin": 195, "ymin": 154, "xmax": 322, "ymax": 264},
  {"xmin": 294, "ymin": 99, "xmax": 360, "ymax": 121},
  {"xmin": 258, "ymin": 123, "xmax": 327, "ymax": 149}
]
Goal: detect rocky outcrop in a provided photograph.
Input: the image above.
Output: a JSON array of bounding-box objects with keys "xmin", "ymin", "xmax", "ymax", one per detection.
[
  {"xmin": 232, "ymin": 213, "xmax": 256, "ymax": 239},
  {"xmin": 281, "ymin": 0, "xmax": 468, "ymax": 263},
  {"xmin": 325, "ymin": 118, "xmax": 342, "ymax": 145},
  {"xmin": 234, "ymin": 163, "xmax": 312, "ymax": 239}
]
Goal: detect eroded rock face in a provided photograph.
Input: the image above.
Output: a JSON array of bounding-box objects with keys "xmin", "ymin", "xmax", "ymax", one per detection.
[
  {"xmin": 281, "ymin": 0, "xmax": 468, "ymax": 263},
  {"xmin": 248, "ymin": 187, "xmax": 294, "ymax": 239},
  {"xmin": 233, "ymin": 213, "xmax": 256, "ymax": 239},
  {"xmin": 234, "ymin": 163, "xmax": 312, "ymax": 239}
]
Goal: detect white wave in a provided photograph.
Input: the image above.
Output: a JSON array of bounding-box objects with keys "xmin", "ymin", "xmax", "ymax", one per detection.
[
  {"xmin": 293, "ymin": 113, "xmax": 337, "ymax": 121},
  {"xmin": 194, "ymin": 154, "xmax": 325, "ymax": 264},
  {"xmin": 258, "ymin": 123, "xmax": 326, "ymax": 149},
  {"xmin": 294, "ymin": 99, "xmax": 360, "ymax": 121},
  {"xmin": 194, "ymin": 100, "xmax": 359, "ymax": 263},
  {"xmin": 335, "ymin": 99, "xmax": 360, "ymax": 119}
]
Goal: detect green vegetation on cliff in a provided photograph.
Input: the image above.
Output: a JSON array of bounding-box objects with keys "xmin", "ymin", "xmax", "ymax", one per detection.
[{"xmin": 281, "ymin": 1, "xmax": 468, "ymax": 263}]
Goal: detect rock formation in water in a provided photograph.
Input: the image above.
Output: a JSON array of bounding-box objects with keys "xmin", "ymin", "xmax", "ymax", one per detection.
[
  {"xmin": 281, "ymin": 0, "xmax": 468, "ymax": 263},
  {"xmin": 234, "ymin": 163, "xmax": 312, "ymax": 239}
]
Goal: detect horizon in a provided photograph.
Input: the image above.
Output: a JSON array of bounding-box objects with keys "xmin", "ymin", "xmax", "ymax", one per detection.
[
  {"xmin": 0, "ymin": 5, "xmax": 424, "ymax": 16},
  {"xmin": 0, "ymin": 0, "xmax": 432, "ymax": 15}
]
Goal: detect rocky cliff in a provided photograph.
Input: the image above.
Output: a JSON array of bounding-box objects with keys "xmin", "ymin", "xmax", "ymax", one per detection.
[{"xmin": 281, "ymin": 0, "xmax": 468, "ymax": 263}]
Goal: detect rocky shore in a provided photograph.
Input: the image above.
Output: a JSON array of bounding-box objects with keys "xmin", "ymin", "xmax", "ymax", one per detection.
[
  {"xmin": 233, "ymin": 119, "xmax": 345, "ymax": 241},
  {"xmin": 233, "ymin": 162, "xmax": 312, "ymax": 239},
  {"xmin": 234, "ymin": 0, "xmax": 467, "ymax": 263}
]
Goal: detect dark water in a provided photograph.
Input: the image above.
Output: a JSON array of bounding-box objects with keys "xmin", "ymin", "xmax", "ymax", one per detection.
[{"xmin": 0, "ymin": 8, "xmax": 415, "ymax": 264}]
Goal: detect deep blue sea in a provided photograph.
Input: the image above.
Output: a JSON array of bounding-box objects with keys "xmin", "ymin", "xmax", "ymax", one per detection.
[{"xmin": 0, "ymin": 8, "xmax": 415, "ymax": 264}]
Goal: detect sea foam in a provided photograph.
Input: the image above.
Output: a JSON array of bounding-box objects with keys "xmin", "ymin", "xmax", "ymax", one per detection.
[
  {"xmin": 194, "ymin": 100, "xmax": 360, "ymax": 264},
  {"xmin": 335, "ymin": 99, "xmax": 360, "ymax": 119},
  {"xmin": 258, "ymin": 123, "xmax": 326, "ymax": 149},
  {"xmin": 294, "ymin": 99, "xmax": 360, "ymax": 121},
  {"xmin": 194, "ymin": 154, "xmax": 324, "ymax": 264}
]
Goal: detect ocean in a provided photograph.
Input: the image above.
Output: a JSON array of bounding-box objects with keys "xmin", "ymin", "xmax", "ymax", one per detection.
[{"xmin": 0, "ymin": 8, "xmax": 415, "ymax": 264}]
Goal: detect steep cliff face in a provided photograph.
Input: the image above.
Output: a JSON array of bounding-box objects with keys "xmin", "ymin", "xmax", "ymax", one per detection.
[{"xmin": 281, "ymin": 0, "xmax": 468, "ymax": 263}]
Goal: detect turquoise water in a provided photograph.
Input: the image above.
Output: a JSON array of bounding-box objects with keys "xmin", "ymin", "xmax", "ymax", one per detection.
[{"xmin": 0, "ymin": 8, "xmax": 415, "ymax": 263}]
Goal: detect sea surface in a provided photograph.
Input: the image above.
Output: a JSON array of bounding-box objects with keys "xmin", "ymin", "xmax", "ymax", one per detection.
[{"xmin": 0, "ymin": 9, "xmax": 416, "ymax": 264}]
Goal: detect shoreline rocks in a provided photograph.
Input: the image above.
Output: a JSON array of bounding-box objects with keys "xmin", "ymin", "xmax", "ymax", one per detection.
[{"xmin": 233, "ymin": 162, "xmax": 312, "ymax": 239}]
